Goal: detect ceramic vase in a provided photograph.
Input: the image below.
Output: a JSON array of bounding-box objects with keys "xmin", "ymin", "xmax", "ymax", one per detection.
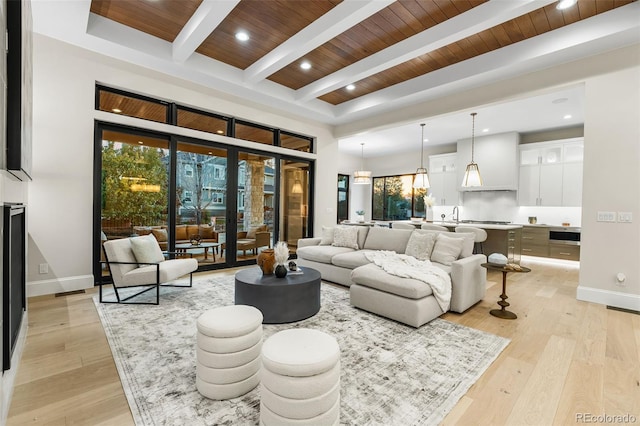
[
  {"xmin": 257, "ymin": 249, "xmax": 276, "ymax": 275},
  {"xmin": 274, "ymin": 264, "xmax": 288, "ymax": 278}
]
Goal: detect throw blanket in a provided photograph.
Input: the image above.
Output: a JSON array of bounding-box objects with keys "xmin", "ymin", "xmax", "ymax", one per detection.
[{"xmin": 364, "ymin": 251, "xmax": 452, "ymax": 312}]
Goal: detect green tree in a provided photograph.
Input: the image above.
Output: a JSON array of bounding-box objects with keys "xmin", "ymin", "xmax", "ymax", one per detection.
[{"xmin": 102, "ymin": 142, "xmax": 168, "ymax": 227}]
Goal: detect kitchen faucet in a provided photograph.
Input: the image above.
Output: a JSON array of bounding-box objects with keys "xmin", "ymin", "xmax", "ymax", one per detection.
[{"xmin": 452, "ymin": 206, "xmax": 459, "ymax": 223}]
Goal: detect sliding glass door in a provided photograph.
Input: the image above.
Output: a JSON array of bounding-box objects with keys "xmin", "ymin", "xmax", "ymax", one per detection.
[{"xmin": 280, "ymin": 159, "xmax": 311, "ymax": 251}]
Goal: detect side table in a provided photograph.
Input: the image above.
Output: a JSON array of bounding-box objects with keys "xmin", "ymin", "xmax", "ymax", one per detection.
[{"xmin": 481, "ymin": 263, "xmax": 531, "ymax": 319}]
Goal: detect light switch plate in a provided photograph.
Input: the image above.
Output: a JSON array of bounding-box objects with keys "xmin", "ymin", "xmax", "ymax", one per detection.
[
  {"xmin": 618, "ymin": 212, "xmax": 633, "ymax": 223},
  {"xmin": 597, "ymin": 211, "xmax": 616, "ymax": 222}
]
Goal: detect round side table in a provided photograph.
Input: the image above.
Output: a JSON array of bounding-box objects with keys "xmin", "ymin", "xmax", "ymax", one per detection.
[{"xmin": 481, "ymin": 263, "xmax": 531, "ymax": 320}]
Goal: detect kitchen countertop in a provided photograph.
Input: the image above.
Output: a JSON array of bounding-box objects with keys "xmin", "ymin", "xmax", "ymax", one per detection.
[{"xmin": 433, "ymin": 221, "xmax": 523, "ymax": 230}]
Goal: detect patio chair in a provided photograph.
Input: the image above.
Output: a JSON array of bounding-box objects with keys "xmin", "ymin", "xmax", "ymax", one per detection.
[{"xmin": 101, "ymin": 234, "xmax": 198, "ymax": 305}]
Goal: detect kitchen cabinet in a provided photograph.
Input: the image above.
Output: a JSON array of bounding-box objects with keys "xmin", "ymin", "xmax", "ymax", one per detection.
[
  {"xmin": 483, "ymin": 227, "xmax": 522, "ymax": 263},
  {"xmin": 457, "ymin": 132, "xmax": 519, "ymax": 191},
  {"xmin": 521, "ymin": 226, "xmax": 549, "ymax": 257},
  {"xmin": 518, "ymin": 139, "xmax": 583, "ymax": 206},
  {"xmin": 428, "ymin": 153, "xmax": 459, "ymax": 206}
]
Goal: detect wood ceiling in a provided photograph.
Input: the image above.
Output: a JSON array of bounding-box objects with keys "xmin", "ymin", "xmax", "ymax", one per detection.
[{"xmin": 87, "ymin": 0, "xmax": 637, "ymax": 118}]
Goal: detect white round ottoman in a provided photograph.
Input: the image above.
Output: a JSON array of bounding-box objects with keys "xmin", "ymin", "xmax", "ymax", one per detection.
[
  {"xmin": 196, "ymin": 305, "xmax": 263, "ymax": 400},
  {"xmin": 260, "ymin": 328, "xmax": 340, "ymax": 425}
]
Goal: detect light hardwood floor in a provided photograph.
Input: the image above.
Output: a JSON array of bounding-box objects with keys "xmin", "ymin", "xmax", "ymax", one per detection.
[{"xmin": 7, "ymin": 261, "xmax": 640, "ymax": 425}]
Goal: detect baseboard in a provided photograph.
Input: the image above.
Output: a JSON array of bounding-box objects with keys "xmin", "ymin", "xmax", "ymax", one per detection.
[
  {"xmin": 576, "ymin": 286, "xmax": 640, "ymax": 312},
  {"xmin": 27, "ymin": 275, "xmax": 94, "ymax": 297}
]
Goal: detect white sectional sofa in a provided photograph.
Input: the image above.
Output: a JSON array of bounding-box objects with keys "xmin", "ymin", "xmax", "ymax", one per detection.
[{"xmin": 296, "ymin": 226, "xmax": 487, "ymax": 327}]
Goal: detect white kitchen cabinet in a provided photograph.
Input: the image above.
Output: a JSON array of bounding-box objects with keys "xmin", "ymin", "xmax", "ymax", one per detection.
[
  {"xmin": 518, "ymin": 138, "xmax": 583, "ymax": 207},
  {"xmin": 457, "ymin": 132, "xmax": 519, "ymax": 191},
  {"xmin": 428, "ymin": 153, "xmax": 458, "ymax": 206}
]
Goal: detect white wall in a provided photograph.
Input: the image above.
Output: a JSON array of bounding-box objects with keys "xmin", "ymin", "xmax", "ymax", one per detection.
[
  {"xmin": 578, "ymin": 66, "xmax": 640, "ymax": 310},
  {"xmin": 28, "ymin": 34, "xmax": 337, "ymax": 296}
]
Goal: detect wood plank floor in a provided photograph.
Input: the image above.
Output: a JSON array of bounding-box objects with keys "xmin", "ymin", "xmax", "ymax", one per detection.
[{"xmin": 7, "ymin": 261, "xmax": 640, "ymax": 425}]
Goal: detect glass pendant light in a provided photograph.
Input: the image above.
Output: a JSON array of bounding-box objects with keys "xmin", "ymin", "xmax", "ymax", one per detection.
[
  {"xmin": 413, "ymin": 123, "xmax": 430, "ymax": 189},
  {"xmin": 354, "ymin": 142, "xmax": 371, "ymax": 185},
  {"xmin": 461, "ymin": 112, "xmax": 483, "ymax": 187}
]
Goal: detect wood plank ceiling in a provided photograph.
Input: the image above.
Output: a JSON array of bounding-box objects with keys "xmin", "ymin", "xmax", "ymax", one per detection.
[{"xmin": 90, "ymin": 0, "xmax": 635, "ymax": 107}]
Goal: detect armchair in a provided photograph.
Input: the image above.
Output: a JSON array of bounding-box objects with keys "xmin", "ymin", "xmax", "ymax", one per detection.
[
  {"xmin": 236, "ymin": 224, "xmax": 271, "ymax": 256},
  {"xmin": 101, "ymin": 235, "xmax": 198, "ymax": 305}
]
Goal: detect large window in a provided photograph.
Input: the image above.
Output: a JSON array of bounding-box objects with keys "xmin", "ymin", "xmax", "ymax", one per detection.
[
  {"xmin": 372, "ymin": 175, "xmax": 417, "ymax": 221},
  {"xmin": 337, "ymin": 174, "xmax": 349, "ymax": 223}
]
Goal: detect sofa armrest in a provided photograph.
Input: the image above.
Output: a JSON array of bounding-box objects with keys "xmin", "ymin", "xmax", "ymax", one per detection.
[
  {"xmin": 256, "ymin": 231, "xmax": 271, "ymax": 248},
  {"xmin": 298, "ymin": 237, "xmax": 321, "ymax": 248},
  {"xmin": 449, "ymin": 254, "xmax": 487, "ymax": 313}
]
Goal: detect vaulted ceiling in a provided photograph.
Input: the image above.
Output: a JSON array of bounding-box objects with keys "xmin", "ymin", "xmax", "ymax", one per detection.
[{"xmin": 33, "ymin": 0, "xmax": 639, "ymax": 130}]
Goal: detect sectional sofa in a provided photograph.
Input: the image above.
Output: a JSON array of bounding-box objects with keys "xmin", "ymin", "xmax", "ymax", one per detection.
[{"xmin": 296, "ymin": 225, "xmax": 487, "ymax": 327}]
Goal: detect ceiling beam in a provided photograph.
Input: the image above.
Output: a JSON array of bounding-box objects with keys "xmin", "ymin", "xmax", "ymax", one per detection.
[
  {"xmin": 243, "ymin": 0, "xmax": 394, "ymax": 84},
  {"xmin": 295, "ymin": 0, "xmax": 557, "ymax": 102},
  {"xmin": 172, "ymin": 0, "xmax": 240, "ymax": 63}
]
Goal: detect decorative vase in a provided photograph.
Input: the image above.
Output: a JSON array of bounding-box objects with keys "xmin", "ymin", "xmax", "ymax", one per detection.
[
  {"xmin": 355, "ymin": 214, "xmax": 365, "ymax": 223},
  {"xmin": 189, "ymin": 234, "xmax": 202, "ymax": 246},
  {"xmin": 426, "ymin": 206, "xmax": 433, "ymax": 222},
  {"xmin": 257, "ymin": 249, "xmax": 276, "ymax": 275},
  {"xmin": 275, "ymin": 264, "xmax": 288, "ymax": 278}
]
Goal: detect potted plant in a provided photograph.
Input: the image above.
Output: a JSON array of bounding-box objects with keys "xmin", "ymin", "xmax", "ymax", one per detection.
[
  {"xmin": 423, "ymin": 194, "xmax": 435, "ymax": 221},
  {"xmin": 273, "ymin": 241, "xmax": 290, "ymax": 278},
  {"xmin": 355, "ymin": 210, "xmax": 365, "ymax": 223}
]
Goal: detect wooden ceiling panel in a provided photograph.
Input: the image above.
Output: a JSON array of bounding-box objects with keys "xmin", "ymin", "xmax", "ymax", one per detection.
[
  {"xmin": 318, "ymin": 0, "xmax": 635, "ymax": 105},
  {"xmin": 267, "ymin": 0, "xmax": 487, "ymax": 90},
  {"xmin": 196, "ymin": 0, "xmax": 341, "ymax": 70},
  {"xmin": 90, "ymin": 0, "xmax": 203, "ymax": 42}
]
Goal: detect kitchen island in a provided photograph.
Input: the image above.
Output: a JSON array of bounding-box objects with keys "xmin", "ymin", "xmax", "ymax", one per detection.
[{"xmin": 434, "ymin": 221, "xmax": 523, "ymax": 260}]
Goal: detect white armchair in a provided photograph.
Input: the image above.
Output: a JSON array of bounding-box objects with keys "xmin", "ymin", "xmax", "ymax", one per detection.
[{"xmin": 101, "ymin": 235, "xmax": 198, "ymax": 305}]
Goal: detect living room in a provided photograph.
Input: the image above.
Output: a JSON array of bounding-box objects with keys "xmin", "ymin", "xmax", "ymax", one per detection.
[{"xmin": 1, "ymin": 0, "xmax": 639, "ymax": 424}]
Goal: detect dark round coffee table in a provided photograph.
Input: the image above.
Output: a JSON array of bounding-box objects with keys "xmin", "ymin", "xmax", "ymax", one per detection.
[{"xmin": 234, "ymin": 267, "xmax": 321, "ymax": 324}]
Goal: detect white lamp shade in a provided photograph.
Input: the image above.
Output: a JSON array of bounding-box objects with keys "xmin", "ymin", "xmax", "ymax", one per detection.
[
  {"xmin": 413, "ymin": 169, "xmax": 430, "ymax": 189},
  {"xmin": 354, "ymin": 170, "xmax": 372, "ymax": 184},
  {"xmin": 461, "ymin": 162, "xmax": 483, "ymax": 187}
]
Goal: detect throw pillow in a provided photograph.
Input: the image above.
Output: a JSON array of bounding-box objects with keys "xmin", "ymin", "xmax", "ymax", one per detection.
[
  {"xmin": 431, "ymin": 233, "xmax": 464, "ymax": 266},
  {"xmin": 405, "ymin": 231, "xmax": 436, "ymax": 261},
  {"xmin": 246, "ymin": 226, "xmax": 260, "ymax": 239},
  {"xmin": 319, "ymin": 226, "xmax": 335, "ymax": 245},
  {"xmin": 175, "ymin": 225, "xmax": 188, "ymax": 241},
  {"xmin": 331, "ymin": 226, "xmax": 359, "ymax": 249},
  {"xmin": 151, "ymin": 228, "xmax": 168, "ymax": 242},
  {"xmin": 198, "ymin": 225, "xmax": 215, "ymax": 239},
  {"xmin": 130, "ymin": 234, "xmax": 165, "ymax": 264}
]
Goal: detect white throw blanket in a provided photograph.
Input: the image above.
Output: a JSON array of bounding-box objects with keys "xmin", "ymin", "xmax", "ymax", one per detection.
[{"xmin": 364, "ymin": 251, "xmax": 452, "ymax": 312}]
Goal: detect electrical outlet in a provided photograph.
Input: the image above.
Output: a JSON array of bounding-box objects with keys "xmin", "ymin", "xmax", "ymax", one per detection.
[
  {"xmin": 618, "ymin": 212, "xmax": 632, "ymax": 223},
  {"xmin": 39, "ymin": 263, "xmax": 49, "ymax": 274},
  {"xmin": 597, "ymin": 211, "xmax": 616, "ymax": 222}
]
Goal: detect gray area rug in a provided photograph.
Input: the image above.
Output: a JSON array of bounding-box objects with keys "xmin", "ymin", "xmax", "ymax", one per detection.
[{"xmin": 95, "ymin": 274, "xmax": 509, "ymax": 426}]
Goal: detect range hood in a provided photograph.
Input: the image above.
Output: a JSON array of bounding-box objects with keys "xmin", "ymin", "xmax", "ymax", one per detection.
[{"xmin": 456, "ymin": 132, "xmax": 519, "ymax": 191}]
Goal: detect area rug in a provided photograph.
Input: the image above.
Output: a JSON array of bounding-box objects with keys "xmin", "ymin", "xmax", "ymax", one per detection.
[{"xmin": 95, "ymin": 275, "xmax": 509, "ymax": 426}]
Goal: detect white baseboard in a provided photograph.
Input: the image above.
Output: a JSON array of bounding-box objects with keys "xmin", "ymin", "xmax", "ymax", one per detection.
[
  {"xmin": 577, "ymin": 286, "xmax": 640, "ymax": 312},
  {"xmin": 27, "ymin": 275, "xmax": 94, "ymax": 297}
]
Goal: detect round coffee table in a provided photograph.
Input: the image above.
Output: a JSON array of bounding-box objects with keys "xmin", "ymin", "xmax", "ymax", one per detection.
[{"xmin": 234, "ymin": 267, "xmax": 321, "ymax": 324}]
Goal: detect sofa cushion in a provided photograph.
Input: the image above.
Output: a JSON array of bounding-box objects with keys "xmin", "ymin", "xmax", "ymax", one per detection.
[
  {"xmin": 414, "ymin": 229, "xmax": 474, "ymax": 259},
  {"xmin": 332, "ymin": 226, "xmax": 359, "ymax": 249},
  {"xmin": 363, "ymin": 227, "xmax": 412, "ymax": 253},
  {"xmin": 405, "ymin": 231, "xmax": 436, "ymax": 260},
  {"xmin": 331, "ymin": 250, "xmax": 375, "ymax": 269},
  {"xmin": 175, "ymin": 225, "xmax": 188, "ymax": 241},
  {"xmin": 151, "ymin": 228, "xmax": 168, "ymax": 242},
  {"xmin": 199, "ymin": 225, "xmax": 215, "ymax": 239},
  {"xmin": 320, "ymin": 226, "xmax": 335, "ymax": 246},
  {"xmin": 355, "ymin": 226, "xmax": 370, "ymax": 250},
  {"xmin": 351, "ymin": 263, "xmax": 434, "ymax": 299},
  {"xmin": 431, "ymin": 233, "xmax": 464, "ymax": 266},
  {"xmin": 296, "ymin": 245, "xmax": 355, "ymax": 264},
  {"xmin": 130, "ymin": 234, "xmax": 165, "ymax": 264}
]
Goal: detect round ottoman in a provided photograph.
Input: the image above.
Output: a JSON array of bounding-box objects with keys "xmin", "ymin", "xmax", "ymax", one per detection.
[
  {"xmin": 260, "ymin": 328, "xmax": 340, "ymax": 425},
  {"xmin": 196, "ymin": 305, "xmax": 263, "ymax": 400}
]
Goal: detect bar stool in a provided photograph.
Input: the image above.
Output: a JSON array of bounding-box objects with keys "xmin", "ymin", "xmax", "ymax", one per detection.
[{"xmin": 455, "ymin": 226, "xmax": 488, "ymax": 254}]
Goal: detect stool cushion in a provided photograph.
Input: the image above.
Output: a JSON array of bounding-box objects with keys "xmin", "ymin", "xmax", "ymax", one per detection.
[
  {"xmin": 260, "ymin": 397, "xmax": 339, "ymax": 425},
  {"xmin": 196, "ymin": 371, "xmax": 260, "ymax": 401},
  {"xmin": 197, "ymin": 326, "xmax": 262, "ymax": 354},
  {"xmin": 197, "ymin": 305, "xmax": 263, "ymax": 338},
  {"xmin": 197, "ymin": 340, "xmax": 262, "ymax": 369},
  {"xmin": 260, "ymin": 380, "xmax": 340, "ymax": 420},
  {"xmin": 197, "ymin": 356, "xmax": 261, "ymax": 385},
  {"xmin": 262, "ymin": 329, "xmax": 339, "ymax": 377},
  {"xmin": 261, "ymin": 361, "xmax": 340, "ymax": 400}
]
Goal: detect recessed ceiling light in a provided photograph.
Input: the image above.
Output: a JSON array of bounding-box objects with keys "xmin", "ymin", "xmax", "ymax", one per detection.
[
  {"xmin": 300, "ymin": 61, "xmax": 311, "ymax": 70},
  {"xmin": 138, "ymin": 141, "xmax": 144, "ymax": 145},
  {"xmin": 552, "ymin": 97, "xmax": 568, "ymax": 104},
  {"xmin": 423, "ymin": 138, "xmax": 429, "ymax": 142},
  {"xmin": 563, "ymin": 114, "xmax": 572, "ymax": 119},
  {"xmin": 112, "ymin": 108, "xmax": 122, "ymax": 113},
  {"xmin": 208, "ymin": 152, "xmax": 213, "ymax": 155},
  {"xmin": 216, "ymin": 130, "xmax": 224, "ymax": 134},
  {"xmin": 346, "ymin": 84, "xmax": 355, "ymax": 91},
  {"xmin": 556, "ymin": 0, "xmax": 577, "ymax": 10},
  {"xmin": 235, "ymin": 31, "xmax": 249, "ymax": 41},
  {"xmin": 482, "ymin": 128, "xmax": 489, "ymax": 133}
]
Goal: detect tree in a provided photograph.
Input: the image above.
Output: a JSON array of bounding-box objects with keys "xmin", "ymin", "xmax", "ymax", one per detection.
[
  {"xmin": 102, "ymin": 142, "xmax": 168, "ymax": 226},
  {"xmin": 176, "ymin": 152, "xmax": 215, "ymax": 225}
]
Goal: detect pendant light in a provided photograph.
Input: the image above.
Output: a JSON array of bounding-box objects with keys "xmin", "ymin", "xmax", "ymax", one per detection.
[
  {"xmin": 413, "ymin": 123, "xmax": 430, "ymax": 189},
  {"xmin": 461, "ymin": 112, "xmax": 483, "ymax": 187},
  {"xmin": 354, "ymin": 142, "xmax": 372, "ymax": 185}
]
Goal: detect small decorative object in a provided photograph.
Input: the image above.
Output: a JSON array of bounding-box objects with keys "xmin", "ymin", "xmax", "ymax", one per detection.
[
  {"xmin": 424, "ymin": 193, "xmax": 435, "ymax": 221},
  {"xmin": 528, "ymin": 216, "xmax": 537, "ymax": 224},
  {"xmin": 257, "ymin": 249, "xmax": 276, "ymax": 275},
  {"xmin": 273, "ymin": 241, "xmax": 290, "ymax": 278},
  {"xmin": 288, "ymin": 260, "xmax": 297, "ymax": 271},
  {"xmin": 189, "ymin": 234, "xmax": 202, "ymax": 246},
  {"xmin": 488, "ymin": 253, "xmax": 508, "ymax": 265},
  {"xmin": 355, "ymin": 210, "xmax": 365, "ymax": 223}
]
